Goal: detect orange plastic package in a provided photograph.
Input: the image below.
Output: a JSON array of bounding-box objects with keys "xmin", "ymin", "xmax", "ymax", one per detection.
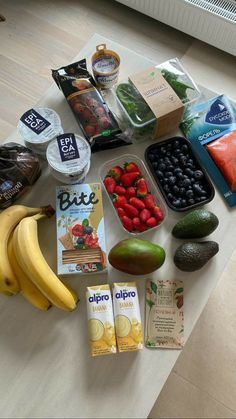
[{"xmin": 207, "ymin": 131, "xmax": 236, "ymax": 192}]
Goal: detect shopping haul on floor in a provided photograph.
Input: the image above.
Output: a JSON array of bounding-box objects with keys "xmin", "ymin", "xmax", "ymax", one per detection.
[{"xmin": 1, "ymin": 42, "xmax": 235, "ymax": 356}]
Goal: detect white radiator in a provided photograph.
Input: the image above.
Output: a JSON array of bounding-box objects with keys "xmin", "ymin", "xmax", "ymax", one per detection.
[{"xmin": 116, "ymin": 0, "xmax": 236, "ymax": 56}]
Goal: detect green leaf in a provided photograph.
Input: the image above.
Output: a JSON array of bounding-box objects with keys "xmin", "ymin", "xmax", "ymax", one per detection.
[
  {"xmin": 150, "ymin": 281, "xmax": 157, "ymax": 294},
  {"xmin": 82, "ymin": 218, "xmax": 89, "ymax": 227},
  {"xmin": 146, "ymin": 298, "xmax": 155, "ymax": 309},
  {"xmin": 57, "ymin": 220, "xmax": 61, "ymax": 227},
  {"xmin": 175, "ymin": 287, "xmax": 183, "ymax": 295}
]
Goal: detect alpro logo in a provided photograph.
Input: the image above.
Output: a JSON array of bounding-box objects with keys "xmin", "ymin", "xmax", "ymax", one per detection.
[
  {"xmin": 115, "ymin": 290, "xmax": 136, "ymax": 300},
  {"xmin": 89, "ymin": 293, "xmax": 109, "ymax": 304}
]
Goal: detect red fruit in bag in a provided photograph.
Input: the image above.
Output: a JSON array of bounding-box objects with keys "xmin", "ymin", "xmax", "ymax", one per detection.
[
  {"xmin": 136, "ymin": 178, "xmax": 148, "ymax": 197},
  {"xmin": 123, "ymin": 203, "xmax": 139, "ymax": 219},
  {"xmin": 152, "ymin": 206, "xmax": 164, "ymax": 222},
  {"xmin": 120, "ymin": 172, "xmax": 140, "ymax": 187},
  {"xmin": 124, "ymin": 162, "xmax": 141, "ymax": 174},
  {"xmin": 114, "ymin": 185, "xmax": 126, "ymax": 195},
  {"xmin": 140, "ymin": 208, "xmax": 151, "ymax": 223},
  {"xmin": 108, "ymin": 165, "xmax": 123, "ymax": 181},
  {"xmin": 121, "ymin": 215, "xmax": 133, "ymax": 232},
  {"xmin": 113, "ymin": 194, "xmax": 127, "ymax": 209},
  {"xmin": 117, "ymin": 207, "xmax": 127, "ymax": 218},
  {"xmin": 142, "ymin": 194, "xmax": 155, "ymax": 209},
  {"xmin": 129, "ymin": 197, "xmax": 145, "ymax": 210},
  {"xmin": 125, "ymin": 187, "xmax": 136, "ymax": 199},
  {"xmin": 146, "ymin": 217, "xmax": 158, "ymax": 228}
]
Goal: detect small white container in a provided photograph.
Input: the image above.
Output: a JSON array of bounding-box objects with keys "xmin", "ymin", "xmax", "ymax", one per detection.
[
  {"xmin": 18, "ymin": 107, "xmax": 63, "ymax": 157},
  {"xmin": 46, "ymin": 133, "xmax": 91, "ymax": 184}
]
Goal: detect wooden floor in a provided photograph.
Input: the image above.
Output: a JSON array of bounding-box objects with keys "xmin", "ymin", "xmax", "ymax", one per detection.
[{"xmin": 1, "ymin": 1, "xmax": 236, "ymax": 418}]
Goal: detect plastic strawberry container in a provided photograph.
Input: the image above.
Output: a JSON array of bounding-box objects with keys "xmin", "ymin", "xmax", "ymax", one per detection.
[{"xmin": 99, "ymin": 154, "xmax": 168, "ymax": 235}]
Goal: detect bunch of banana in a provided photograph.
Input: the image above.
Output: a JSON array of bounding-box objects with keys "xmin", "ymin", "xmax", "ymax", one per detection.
[{"xmin": 0, "ymin": 204, "xmax": 78, "ymax": 312}]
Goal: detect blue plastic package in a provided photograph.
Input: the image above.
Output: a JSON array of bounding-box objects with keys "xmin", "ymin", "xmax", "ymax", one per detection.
[{"xmin": 180, "ymin": 95, "xmax": 236, "ymax": 207}]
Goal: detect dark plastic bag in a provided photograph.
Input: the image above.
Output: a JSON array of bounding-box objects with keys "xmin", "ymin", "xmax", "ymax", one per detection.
[
  {"xmin": 0, "ymin": 142, "xmax": 41, "ymax": 209},
  {"xmin": 52, "ymin": 59, "xmax": 131, "ymax": 152}
]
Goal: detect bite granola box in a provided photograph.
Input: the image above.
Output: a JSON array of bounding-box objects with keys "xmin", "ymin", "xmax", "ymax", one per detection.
[{"xmin": 56, "ymin": 183, "xmax": 107, "ymax": 275}]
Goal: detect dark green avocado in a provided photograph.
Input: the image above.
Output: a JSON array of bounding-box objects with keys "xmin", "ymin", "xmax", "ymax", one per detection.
[
  {"xmin": 174, "ymin": 241, "xmax": 219, "ymax": 272},
  {"xmin": 108, "ymin": 238, "xmax": 165, "ymax": 275},
  {"xmin": 172, "ymin": 209, "xmax": 219, "ymax": 239}
]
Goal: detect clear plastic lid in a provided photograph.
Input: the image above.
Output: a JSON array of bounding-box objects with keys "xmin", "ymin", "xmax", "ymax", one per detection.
[
  {"xmin": 18, "ymin": 107, "xmax": 63, "ymax": 144},
  {"xmin": 46, "ymin": 133, "xmax": 91, "ymax": 175}
]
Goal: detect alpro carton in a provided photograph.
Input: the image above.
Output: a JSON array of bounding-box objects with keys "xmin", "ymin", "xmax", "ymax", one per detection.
[
  {"xmin": 56, "ymin": 183, "xmax": 107, "ymax": 275},
  {"xmin": 113, "ymin": 282, "xmax": 143, "ymax": 352},
  {"xmin": 86, "ymin": 284, "xmax": 117, "ymax": 356}
]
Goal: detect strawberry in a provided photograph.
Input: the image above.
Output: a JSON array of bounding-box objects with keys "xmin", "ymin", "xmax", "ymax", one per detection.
[
  {"xmin": 120, "ymin": 172, "xmax": 140, "ymax": 187},
  {"xmin": 114, "ymin": 185, "xmax": 126, "ymax": 195},
  {"xmin": 146, "ymin": 217, "xmax": 158, "ymax": 228},
  {"xmin": 117, "ymin": 207, "xmax": 127, "ymax": 218},
  {"xmin": 152, "ymin": 206, "xmax": 164, "ymax": 222},
  {"xmin": 121, "ymin": 215, "xmax": 133, "ymax": 232},
  {"xmin": 125, "ymin": 187, "xmax": 136, "ymax": 199},
  {"xmin": 129, "ymin": 197, "xmax": 145, "ymax": 210},
  {"xmin": 124, "ymin": 162, "xmax": 141, "ymax": 174},
  {"xmin": 140, "ymin": 208, "xmax": 151, "ymax": 223},
  {"xmin": 142, "ymin": 194, "xmax": 155, "ymax": 209},
  {"xmin": 104, "ymin": 176, "xmax": 116, "ymax": 194},
  {"xmin": 112, "ymin": 194, "xmax": 127, "ymax": 209},
  {"xmin": 72, "ymin": 224, "xmax": 83, "ymax": 237},
  {"xmin": 108, "ymin": 165, "xmax": 123, "ymax": 181},
  {"xmin": 123, "ymin": 203, "xmax": 139, "ymax": 219},
  {"xmin": 136, "ymin": 178, "xmax": 148, "ymax": 197},
  {"xmin": 133, "ymin": 217, "xmax": 148, "ymax": 232}
]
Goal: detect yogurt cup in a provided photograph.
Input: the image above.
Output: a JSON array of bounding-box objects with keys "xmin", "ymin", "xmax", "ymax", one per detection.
[
  {"xmin": 46, "ymin": 133, "xmax": 91, "ymax": 184},
  {"xmin": 17, "ymin": 107, "xmax": 63, "ymax": 157},
  {"xmin": 92, "ymin": 44, "xmax": 120, "ymax": 89}
]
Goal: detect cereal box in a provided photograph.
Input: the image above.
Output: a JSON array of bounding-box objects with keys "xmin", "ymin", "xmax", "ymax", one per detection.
[{"xmin": 56, "ymin": 183, "xmax": 107, "ymax": 275}]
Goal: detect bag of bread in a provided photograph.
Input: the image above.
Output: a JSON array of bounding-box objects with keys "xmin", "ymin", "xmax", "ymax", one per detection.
[{"xmin": 0, "ymin": 142, "xmax": 41, "ymax": 208}]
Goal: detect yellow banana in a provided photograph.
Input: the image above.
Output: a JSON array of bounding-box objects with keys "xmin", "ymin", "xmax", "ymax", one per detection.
[
  {"xmin": 0, "ymin": 204, "xmax": 44, "ymax": 294},
  {"xmin": 14, "ymin": 213, "xmax": 78, "ymax": 311},
  {"xmin": 9, "ymin": 232, "xmax": 52, "ymax": 311}
]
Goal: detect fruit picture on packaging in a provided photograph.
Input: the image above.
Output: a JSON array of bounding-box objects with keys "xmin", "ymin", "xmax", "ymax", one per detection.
[
  {"xmin": 103, "ymin": 157, "xmax": 165, "ymax": 233},
  {"xmin": 56, "ymin": 183, "xmax": 107, "ymax": 275}
]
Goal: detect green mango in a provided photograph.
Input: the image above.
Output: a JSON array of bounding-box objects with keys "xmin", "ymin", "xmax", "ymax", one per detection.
[{"xmin": 108, "ymin": 238, "xmax": 165, "ymax": 275}]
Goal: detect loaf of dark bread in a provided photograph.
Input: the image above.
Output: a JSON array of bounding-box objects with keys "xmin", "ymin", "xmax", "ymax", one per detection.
[{"xmin": 0, "ymin": 142, "xmax": 41, "ymax": 208}]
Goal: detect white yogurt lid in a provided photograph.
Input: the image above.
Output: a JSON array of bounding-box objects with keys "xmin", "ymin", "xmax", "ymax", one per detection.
[
  {"xmin": 17, "ymin": 107, "xmax": 62, "ymax": 144},
  {"xmin": 46, "ymin": 133, "xmax": 91, "ymax": 175}
]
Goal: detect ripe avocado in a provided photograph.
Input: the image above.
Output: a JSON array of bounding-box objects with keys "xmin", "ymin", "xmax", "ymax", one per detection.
[
  {"xmin": 174, "ymin": 241, "xmax": 219, "ymax": 272},
  {"xmin": 172, "ymin": 209, "xmax": 219, "ymax": 239},
  {"xmin": 108, "ymin": 238, "xmax": 165, "ymax": 275}
]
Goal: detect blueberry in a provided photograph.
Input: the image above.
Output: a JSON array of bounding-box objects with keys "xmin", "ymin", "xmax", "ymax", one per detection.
[
  {"xmin": 160, "ymin": 147, "xmax": 167, "ymax": 155},
  {"xmin": 173, "ymin": 185, "xmax": 179, "ymax": 194},
  {"xmin": 188, "ymin": 159, "xmax": 194, "ymax": 165},
  {"xmin": 182, "ymin": 178, "xmax": 191, "ymax": 188},
  {"xmin": 174, "ymin": 168, "xmax": 182, "ymax": 175},
  {"xmin": 190, "ymin": 177, "xmax": 195, "ymax": 183},
  {"xmin": 159, "ymin": 178, "xmax": 164, "ymax": 184},
  {"xmin": 156, "ymin": 170, "xmax": 164, "ymax": 179},
  {"xmin": 179, "ymin": 156, "xmax": 187, "ymax": 166},
  {"xmin": 77, "ymin": 237, "xmax": 85, "ymax": 244},
  {"xmin": 172, "ymin": 199, "xmax": 182, "ymax": 208},
  {"xmin": 185, "ymin": 168, "xmax": 193, "ymax": 177},
  {"xmin": 167, "ymin": 193, "xmax": 173, "ymax": 201},
  {"xmin": 168, "ymin": 165, "xmax": 174, "ymax": 171},
  {"xmin": 165, "ymin": 171, "xmax": 173, "ymax": 177},
  {"xmin": 148, "ymin": 153, "xmax": 155, "ymax": 162},
  {"xmin": 171, "ymin": 157, "xmax": 179, "ymax": 165},
  {"xmin": 163, "ymin": 184, "xmax": 170, "ymax": 193},
  {"xmin": 173, "ymin": 140, "xmax": 180, "ymax": 149},
  {"xmin": 200, "ymin": 195, "xmax": 207, "ymax": 201},
  {"xmin": 152, "ymin": 161, "xmax": 158, "ymax": 169},
  {"xmin": 168, "ymin": 176, "xmax": 176, "ymax": 186},
  {"xmin": 176, "ymin": 172, "xmax": 184, "ymax": 180},
  {"xmin": 164, "ymin": 157, "xmax": 171, "ymax": 165},
  {"xmin": 83, "ymin": 226, "xmax": 93, "ymax": 234},
  {"xmin": 193, "ymin": 184, "xmax": 205, "ymax": 196},
  {"xmin": 188, "ymin": 198, "xmax": 195, "ymax": 205},
  {"xmin": 186, "ymin": 190, "xmax": 194, "ymax": 198},
  {"xmin": 186, "ymin": 163, "xmax": 194, "ymax": 169},
  {"xmin": 181, "ymin": 144, "xmax": 189, "ymax": 154},
  {"xmin": 158, "ymin": 163, "xmax": 166, "ymax": 171},
  {"xmin": 166, "ymin": 151, "xmax": 172, "ymax": 157},
  {"xmin": 181, "ymin": 199, "xmax": 187, "ymax": 207},
  {"xmin": 178, "ymin": 187, "xmax": 186, "ymax": 196},
  {"xmin": 163, "ymin": 177, "xmax": 168, "ymax": 184},
  {"xmin": 194, "ymin": 170, "xmax": 204, "ymax": 180},
  {"xmin": 173, "ymin": 148, "xmax": 181, "ymax": 156}
]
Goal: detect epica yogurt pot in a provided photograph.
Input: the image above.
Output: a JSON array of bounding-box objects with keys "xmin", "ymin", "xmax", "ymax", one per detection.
[
  {"xmin": 46, "ymin": 133, "xmax": 91, "ymax": 184},
  {"xmin": 17, "ymin": 107, "xmax": 63, "ymax": 157}
]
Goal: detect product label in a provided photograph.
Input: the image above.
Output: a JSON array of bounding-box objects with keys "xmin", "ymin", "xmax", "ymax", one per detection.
[
  {"xmin": 113, "ymin": 282, "xmax": 143, "ymax": 353},
  {"xmin": 57, "ymin": 133, "xmax": 80, "ymax": 162},
  {"xmin": 205, "ymin": 99, "xmax": 233, "ymax": 125},
  {"xmin": 145, "ymin": 279, "xmax": 184, "ymax": 349},
  {"xmin": 86, "ymin": 284, "xmax": 117, "ymax": 356},
  {"xmin": 129, "ymin": 67, "xmax": 184, "ymax": 137},
  {"xmin": 20, "ymin": 108, "xmax": 51, "ymax": 134},
  {"xmin": 56, "ymin": 183, "xmax": 107, "ymax": 275}
]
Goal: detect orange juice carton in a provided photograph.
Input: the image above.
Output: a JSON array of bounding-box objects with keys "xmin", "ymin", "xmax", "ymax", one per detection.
[
  {"xmin": 56, "ymin": 183, "xmax": 107, "ymax": 275},
  {"xmin": 113, "ymin": 282, "xmax": 143, "ymax": 352},
  {"xmin": 86, "ymin": 284, "xmax": 117, "ymax": 356}
]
